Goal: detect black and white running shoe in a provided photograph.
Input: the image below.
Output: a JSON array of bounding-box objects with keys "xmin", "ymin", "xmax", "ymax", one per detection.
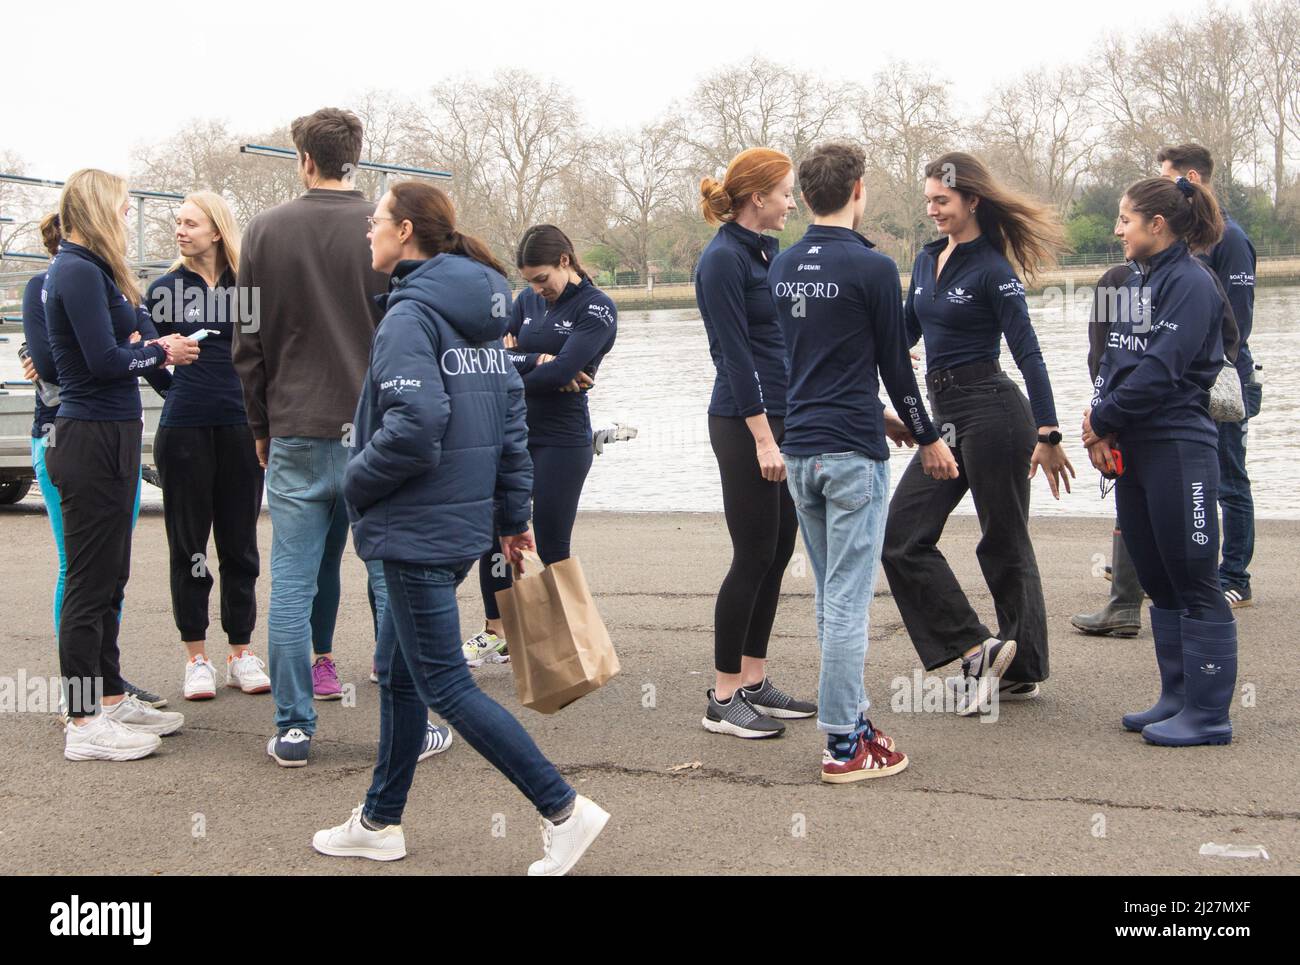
[
  {"xmin": 955, "ymin": 637, "xmax": 1017, "ymax": 717},
  {"xmin": 1224, "ymin": 586, "xmax": 1252, "ymax": 609},
  {"xmin": 123, "ymin": 679, "xmax": 168, "ymax": 709},
  {"xmin": 998, "ymin": 680, "xmax": 1040, "ymax": 701},
  {"xmin": 702, "ymin": 689, "xmax": 785, "ymax": 739},
  {"xmin": 741, "ymin": 677, "xmax": 816, "ymax": 719}
]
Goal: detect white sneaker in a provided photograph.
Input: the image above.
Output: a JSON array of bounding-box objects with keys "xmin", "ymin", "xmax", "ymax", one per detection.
[
  {"xmin": 184, "ymin": 656, "xmax": 217, "ymax": 700},
  {"xmin": 104, "ymin": 694, "xmax": 185, "ymax": 736},
  {"xmin": 462, "ymin": 630, "xmax": 508, "ymax": 667},
  {"xmin": 527, "ymin": 794, "xmax": 610, "ymax": 876},
  {"xmin": 227, "ymin": 649, "xmax": 271, "ymax": 694},
  {"xmin": 312, "ymin": 804, "xmax": 406, "ymax": 861},
  {"xmin": 64, "ymin": 714, "xmax": 162, "ymax": 761}
]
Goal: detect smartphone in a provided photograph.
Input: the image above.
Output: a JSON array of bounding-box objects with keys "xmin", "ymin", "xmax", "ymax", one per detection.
[{"xmin": 189, "ymin": 329, "xmax": 220, "ymax": 342}]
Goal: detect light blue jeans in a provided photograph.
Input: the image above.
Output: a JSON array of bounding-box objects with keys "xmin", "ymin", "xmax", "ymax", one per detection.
[
  {"xmin": 784, "ymin": 451, "xmax": 890, "ymax": 735},
  {"xmin": 266, "ymin": 436, "xmax": 351, "ymax": 736}
]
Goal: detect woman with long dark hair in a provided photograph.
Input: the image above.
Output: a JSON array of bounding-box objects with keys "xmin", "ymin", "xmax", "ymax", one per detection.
[
  {"xmin": 314, "ymin": 181, "xmax": 609, "ymax": 874},
  {"xmin": 882, "ymin": 151, "xmax": 1075, "ymax": 715},
  {"xmin": 464, "ymin": 224, "xmax": 616, "ymax": 667},
  {"xmin": 44, "ymin": 170, "xmax": 199, "ymax": 759},
  {"xmin": 1084, "ymin": 175, "xmax": 1238, "ymax": 746},
  {"xmin": 693, "ymin": 147, "xmax": 815, "ymax": 739}
]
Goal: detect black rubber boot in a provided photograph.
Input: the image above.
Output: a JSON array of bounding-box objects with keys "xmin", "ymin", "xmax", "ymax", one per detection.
[
  {"xmin": 1071, "ymin": 530, "xmax": 1143, "ymax": 637},
  {"xmin": 1141, "ymin": 615, "xmax": 1236, "ymax": 746}
]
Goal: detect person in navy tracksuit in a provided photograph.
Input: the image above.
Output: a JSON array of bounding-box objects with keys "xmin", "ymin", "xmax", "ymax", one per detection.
[
  {"xmin": 146, "ymin": 192, "xmax": 267, "ymax": 701},
  {"xmin": 882, "ymin": 152, "xmax": 1074, "ymax": 714},
  {"xmin": 314, "ymin": 181, "xmax": 609, "ymax": 875},
  {"xmin": 466, "ymin": 225, "xmax": 617, "ymax": 667},
  {"xmin": 1157, "ymin": 144, "xmax": 1260, "ymax": 608},
  {"xmin": 1084, "ymin": 174, "xmax": 1238, "ymax": 746},
  {"xmin": 44, "ymin": 170, "xmax": 199, "ymax": 761},
  {"xmin": 694, "ymin": 147, "xmax": 817, "ymax": 741}
]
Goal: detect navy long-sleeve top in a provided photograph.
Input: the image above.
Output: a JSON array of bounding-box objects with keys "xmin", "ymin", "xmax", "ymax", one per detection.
[
  {"xmin": 146, "ymin": 265, "xmax": 247, "ymax": 427},
  {"xmin": 43, "ymin": 242, "xmax": 171, "ymax": 422},
  {"xmin": 1201, "ymin": 215, "xmax": 1256, "ymax": 383},
  {"xmin": 1090, "ymin": 240, "xmax": 1224, "ymax": 447},
  {"xmin": 906, "ymin": 234, "xmax": 1058, "ymax": 427},
  {"xmin": 695, "ymin": 221, "xmax": 788, "ymax": 419},
  {"xmin": 505, "ymin": 278, "xmax": 617, "ymax": 447},
  {"xmin": 769, "ymin": 225, "xmax": 939, "ymax": 459},
  {"xmin": 21, "ymin": 272, "xmax": 60, "ymax": 438}
]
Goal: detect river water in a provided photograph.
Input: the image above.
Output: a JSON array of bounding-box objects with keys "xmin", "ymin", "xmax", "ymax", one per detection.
[{"xmin": 582, "ymin": 286, "xmax": 1298, "ymax": 519}]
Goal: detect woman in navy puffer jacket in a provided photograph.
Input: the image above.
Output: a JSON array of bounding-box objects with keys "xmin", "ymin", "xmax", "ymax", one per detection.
[{"xmin": 312, "ymin": 181, "xmax": 610, "ymax": 877}]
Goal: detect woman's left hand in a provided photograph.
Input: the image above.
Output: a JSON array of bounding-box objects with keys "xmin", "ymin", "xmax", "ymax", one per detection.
[{"xmin": 1029, "ymin": 431, "xmax": 1075, "ymax": 499}]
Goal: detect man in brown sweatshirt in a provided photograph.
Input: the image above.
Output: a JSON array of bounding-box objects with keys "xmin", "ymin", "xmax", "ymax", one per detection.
[{"xmin": 234, "ymin": 107, "xmax": 387, "ymax": 767}]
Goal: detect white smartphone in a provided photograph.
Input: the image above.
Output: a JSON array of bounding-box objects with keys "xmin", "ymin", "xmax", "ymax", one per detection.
[{"xmin": 189, "ymin": 329, "xmax": 220, "ymax": 342}]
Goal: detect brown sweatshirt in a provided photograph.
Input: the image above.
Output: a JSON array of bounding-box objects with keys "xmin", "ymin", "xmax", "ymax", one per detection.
[{"xmin": 234, "ymin": 188, "xmax": 388, "ymax": 439}]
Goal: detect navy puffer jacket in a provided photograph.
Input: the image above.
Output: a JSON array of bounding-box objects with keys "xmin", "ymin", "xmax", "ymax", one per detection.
[{"xmin": 345, "ymin": 253, "xmax": 532, "ymax": 564}]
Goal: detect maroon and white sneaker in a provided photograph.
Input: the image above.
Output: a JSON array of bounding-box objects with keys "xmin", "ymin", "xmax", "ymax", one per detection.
[
  {"xmin": 860, "ymin": 718, "xmax": 896, "ymax": 752},
  {"xmin": 821, "ymin": 735, "xmax": 909, "ymax": 784}
]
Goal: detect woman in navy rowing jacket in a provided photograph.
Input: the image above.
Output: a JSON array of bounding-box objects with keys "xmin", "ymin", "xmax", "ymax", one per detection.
[
  {"xmin": 43, "ymin": 169, "xmax": 199, "ymax": 761},
  {"xmin": 694, "ymin": 147, "xmax": 816, "ymax": 741},
  {"xmin": 1083, "ymin": 175, "xmax": 1238, "ymax": 746},
  {"xmin": 146, "ymin": 192, "xmax": 269, "ymax": 702},
  {"xmin": 465, "ymin": 225, "xmax": 617, "ymax": 667},
  {"xmin": 315, "ymin": 180, "xmax": 609, "ymax": 875},
  {"xmin": 882, "ymin": 151, "xmax": 1074, "ymax": 716}
]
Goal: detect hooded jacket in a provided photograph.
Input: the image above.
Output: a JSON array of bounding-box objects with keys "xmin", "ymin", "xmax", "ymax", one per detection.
[{"xmin": 345, "ymin": 254, "xmax": 532, "ymax": 565}]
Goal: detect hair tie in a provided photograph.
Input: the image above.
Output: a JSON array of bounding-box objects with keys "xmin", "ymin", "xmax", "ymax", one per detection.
[{"xmin": 1175, "ymin": 176, "xmax": 1195, "ymax": 199}]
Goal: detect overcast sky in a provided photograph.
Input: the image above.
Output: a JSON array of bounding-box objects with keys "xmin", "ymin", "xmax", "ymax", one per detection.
[{"xmin": 4, "ymin": 0, "xmax": 1254, "ymax": 183}]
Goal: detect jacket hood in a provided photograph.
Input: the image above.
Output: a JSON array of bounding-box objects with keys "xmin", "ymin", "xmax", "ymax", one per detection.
[{"xmin": 385, "ymin": 252, "xmax": 510, "ymax": 342}]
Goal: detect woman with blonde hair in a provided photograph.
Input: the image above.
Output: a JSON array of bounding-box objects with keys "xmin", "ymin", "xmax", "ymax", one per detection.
[
  {"xmin": 694, "ymin": 147, "xmax": 815, "ymax": 740},
  {"xmin": 44, "ymin": 169, "xmax": 199, "ymax": 760},
  {"xmin": 882, "ymin": 151, "xmax": 1074, "ymax": 714},
  {"xmin": 146, "ymin": 192, "xmax": 269, "ymax": 701}
]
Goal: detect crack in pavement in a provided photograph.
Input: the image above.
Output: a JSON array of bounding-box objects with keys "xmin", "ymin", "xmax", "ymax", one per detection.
[{"xmin": 561, "ymin": 761, "xmax": 1300, "ymax": 822}]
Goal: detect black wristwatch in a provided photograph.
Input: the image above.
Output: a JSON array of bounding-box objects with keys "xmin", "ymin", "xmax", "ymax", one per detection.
[{"xmin": 1038, "ymin": 431, "xmax": 1063, "ymax": 446}]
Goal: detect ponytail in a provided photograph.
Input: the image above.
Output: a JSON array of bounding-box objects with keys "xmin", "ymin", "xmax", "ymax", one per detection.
[
  {"xmin": 1123, "ymin": 176, "xmax": 1224, "ymax": 254},
  {"xmin": 388, "ymin": 181, "xmax": 507, "ymax": 277},
  {"xmin": 516, "ymin": 224, "xmax": 589, "ymax": 280}
]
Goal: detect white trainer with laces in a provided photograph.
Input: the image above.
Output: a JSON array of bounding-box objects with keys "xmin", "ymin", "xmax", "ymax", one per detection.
[
  {"xmin": 64, "ymin": 714, "xmax": 162, "ymax": 761},
  {"xmin": 104, "ymin": 694, "xmax": 185, "ymax": 736},
  {"xmin": 184, "ymin": 656, "xmax": 217, "ymax": 700},
  {"xmin": 527, "ymin": 794, "xmax": 610, "ymax": 877},
  {"xmin": 462, "ymin": 630, "xmax": 508, "ymax": 667},
  {"xmin": 312, "ymin": 805, "xmax": 406, "ymax": 861},
  {"xmin": 227, "ymin": 649, "xmax": 271, "ymax": 694}
]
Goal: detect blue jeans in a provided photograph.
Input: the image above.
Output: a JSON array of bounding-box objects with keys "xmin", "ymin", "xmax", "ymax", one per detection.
[
  {"xmin": 366, "ymin": 558, "xmax": 388, "ymax": 643},
  {"xmin": 785, "ymin": 452, "xmax": 891, "ymax": 735},
  {"xmin": 365, "ymin": 559, "xmax": 575, "ymax": 826},
  {"xmin": 1217, "ymin": 381, "xmax": 1260, "ymax": 590},
  {"xmin": 32, "ymin": 434, "xmax": 141, "ymax": 635},
  {"xmin": 266, "ymin": 436, "xmax": 350, "ymax": 735}
]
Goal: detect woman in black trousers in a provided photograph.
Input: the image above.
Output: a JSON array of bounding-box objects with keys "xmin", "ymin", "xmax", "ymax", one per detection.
[
  {"xmin": 44, "ymin": 169, "xmax": 198, "ymax": 760},
  {"xmin": 147, "ymin": 191, "xmax": 268, "ymax": 702},
  {"xmin": 882, "ymin": 152, "xmax": 1074, "ymax": 716}
]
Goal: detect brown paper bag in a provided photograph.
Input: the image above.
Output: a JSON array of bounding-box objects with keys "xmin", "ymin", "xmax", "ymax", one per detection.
[{"xmin": 495, "ymin": 553, "xmax": 619, "ymax": 714}]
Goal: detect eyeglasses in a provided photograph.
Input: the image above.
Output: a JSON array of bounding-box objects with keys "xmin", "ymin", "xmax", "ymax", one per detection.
[{"xmin": 366, "ymin": 216, "xmax": 397, "ymax": 229}]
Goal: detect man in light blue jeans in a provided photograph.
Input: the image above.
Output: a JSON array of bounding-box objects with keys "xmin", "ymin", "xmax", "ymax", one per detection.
[{"xmin": 768, "ymin": 141, "xmax": 958, "ymax": 783}]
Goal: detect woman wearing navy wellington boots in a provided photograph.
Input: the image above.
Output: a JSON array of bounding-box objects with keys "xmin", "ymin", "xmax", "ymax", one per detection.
[{"xmin": 1085, "ymin": 175, "xmax": 1239, "ymax": 746}]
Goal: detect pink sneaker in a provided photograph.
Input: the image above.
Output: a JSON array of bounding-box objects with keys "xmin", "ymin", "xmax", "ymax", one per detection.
[{"xmin": 312, "ymin": 656, "xmax": 342, "ymax": 700}]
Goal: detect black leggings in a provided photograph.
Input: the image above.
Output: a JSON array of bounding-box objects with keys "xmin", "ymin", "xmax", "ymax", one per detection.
[
  {"xmin": 708, "ymin": 414, "xmax": 798, "ymax": 674},
  {"xmin": 154, "ymin": 424, "xmax": 264, "ymax": 644},
  {"xmin": 480, "ymin": 443, "xmax": 594, "ymax": 620},
  {"xmin": 1116, "ymin": 439, "xmax": 1232, "ymax": 623}
]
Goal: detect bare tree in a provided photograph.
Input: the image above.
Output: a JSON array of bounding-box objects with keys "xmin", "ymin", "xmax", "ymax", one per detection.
[
  {"xmin": 684, "ymin": 57, "xmax": 845, "ymax": 174},
  {"xmin": 852, "ymin": 62, "xmax": 961, "ymax": 257},
  {"xmin": 975, "ymin": 66, "xmax": 1102, "ymax": 213},
  {"xmin": 1250, "ymin": 0, "xmax": 1300, "ymax": 202}
]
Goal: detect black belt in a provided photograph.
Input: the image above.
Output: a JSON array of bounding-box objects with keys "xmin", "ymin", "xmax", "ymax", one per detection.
[{"xmin": 927, "ymin": 359, "xmax": 1002, "ymax": 393}]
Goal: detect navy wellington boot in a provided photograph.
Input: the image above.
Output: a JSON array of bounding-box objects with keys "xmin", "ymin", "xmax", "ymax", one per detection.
[
  {"xmin": 1121, "ymin": 606, "xmax": 1185, "ymax": 732},
  {"xmin": 1142, "ymin": 615, "xmax": 1236, "ymax": 747}
]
